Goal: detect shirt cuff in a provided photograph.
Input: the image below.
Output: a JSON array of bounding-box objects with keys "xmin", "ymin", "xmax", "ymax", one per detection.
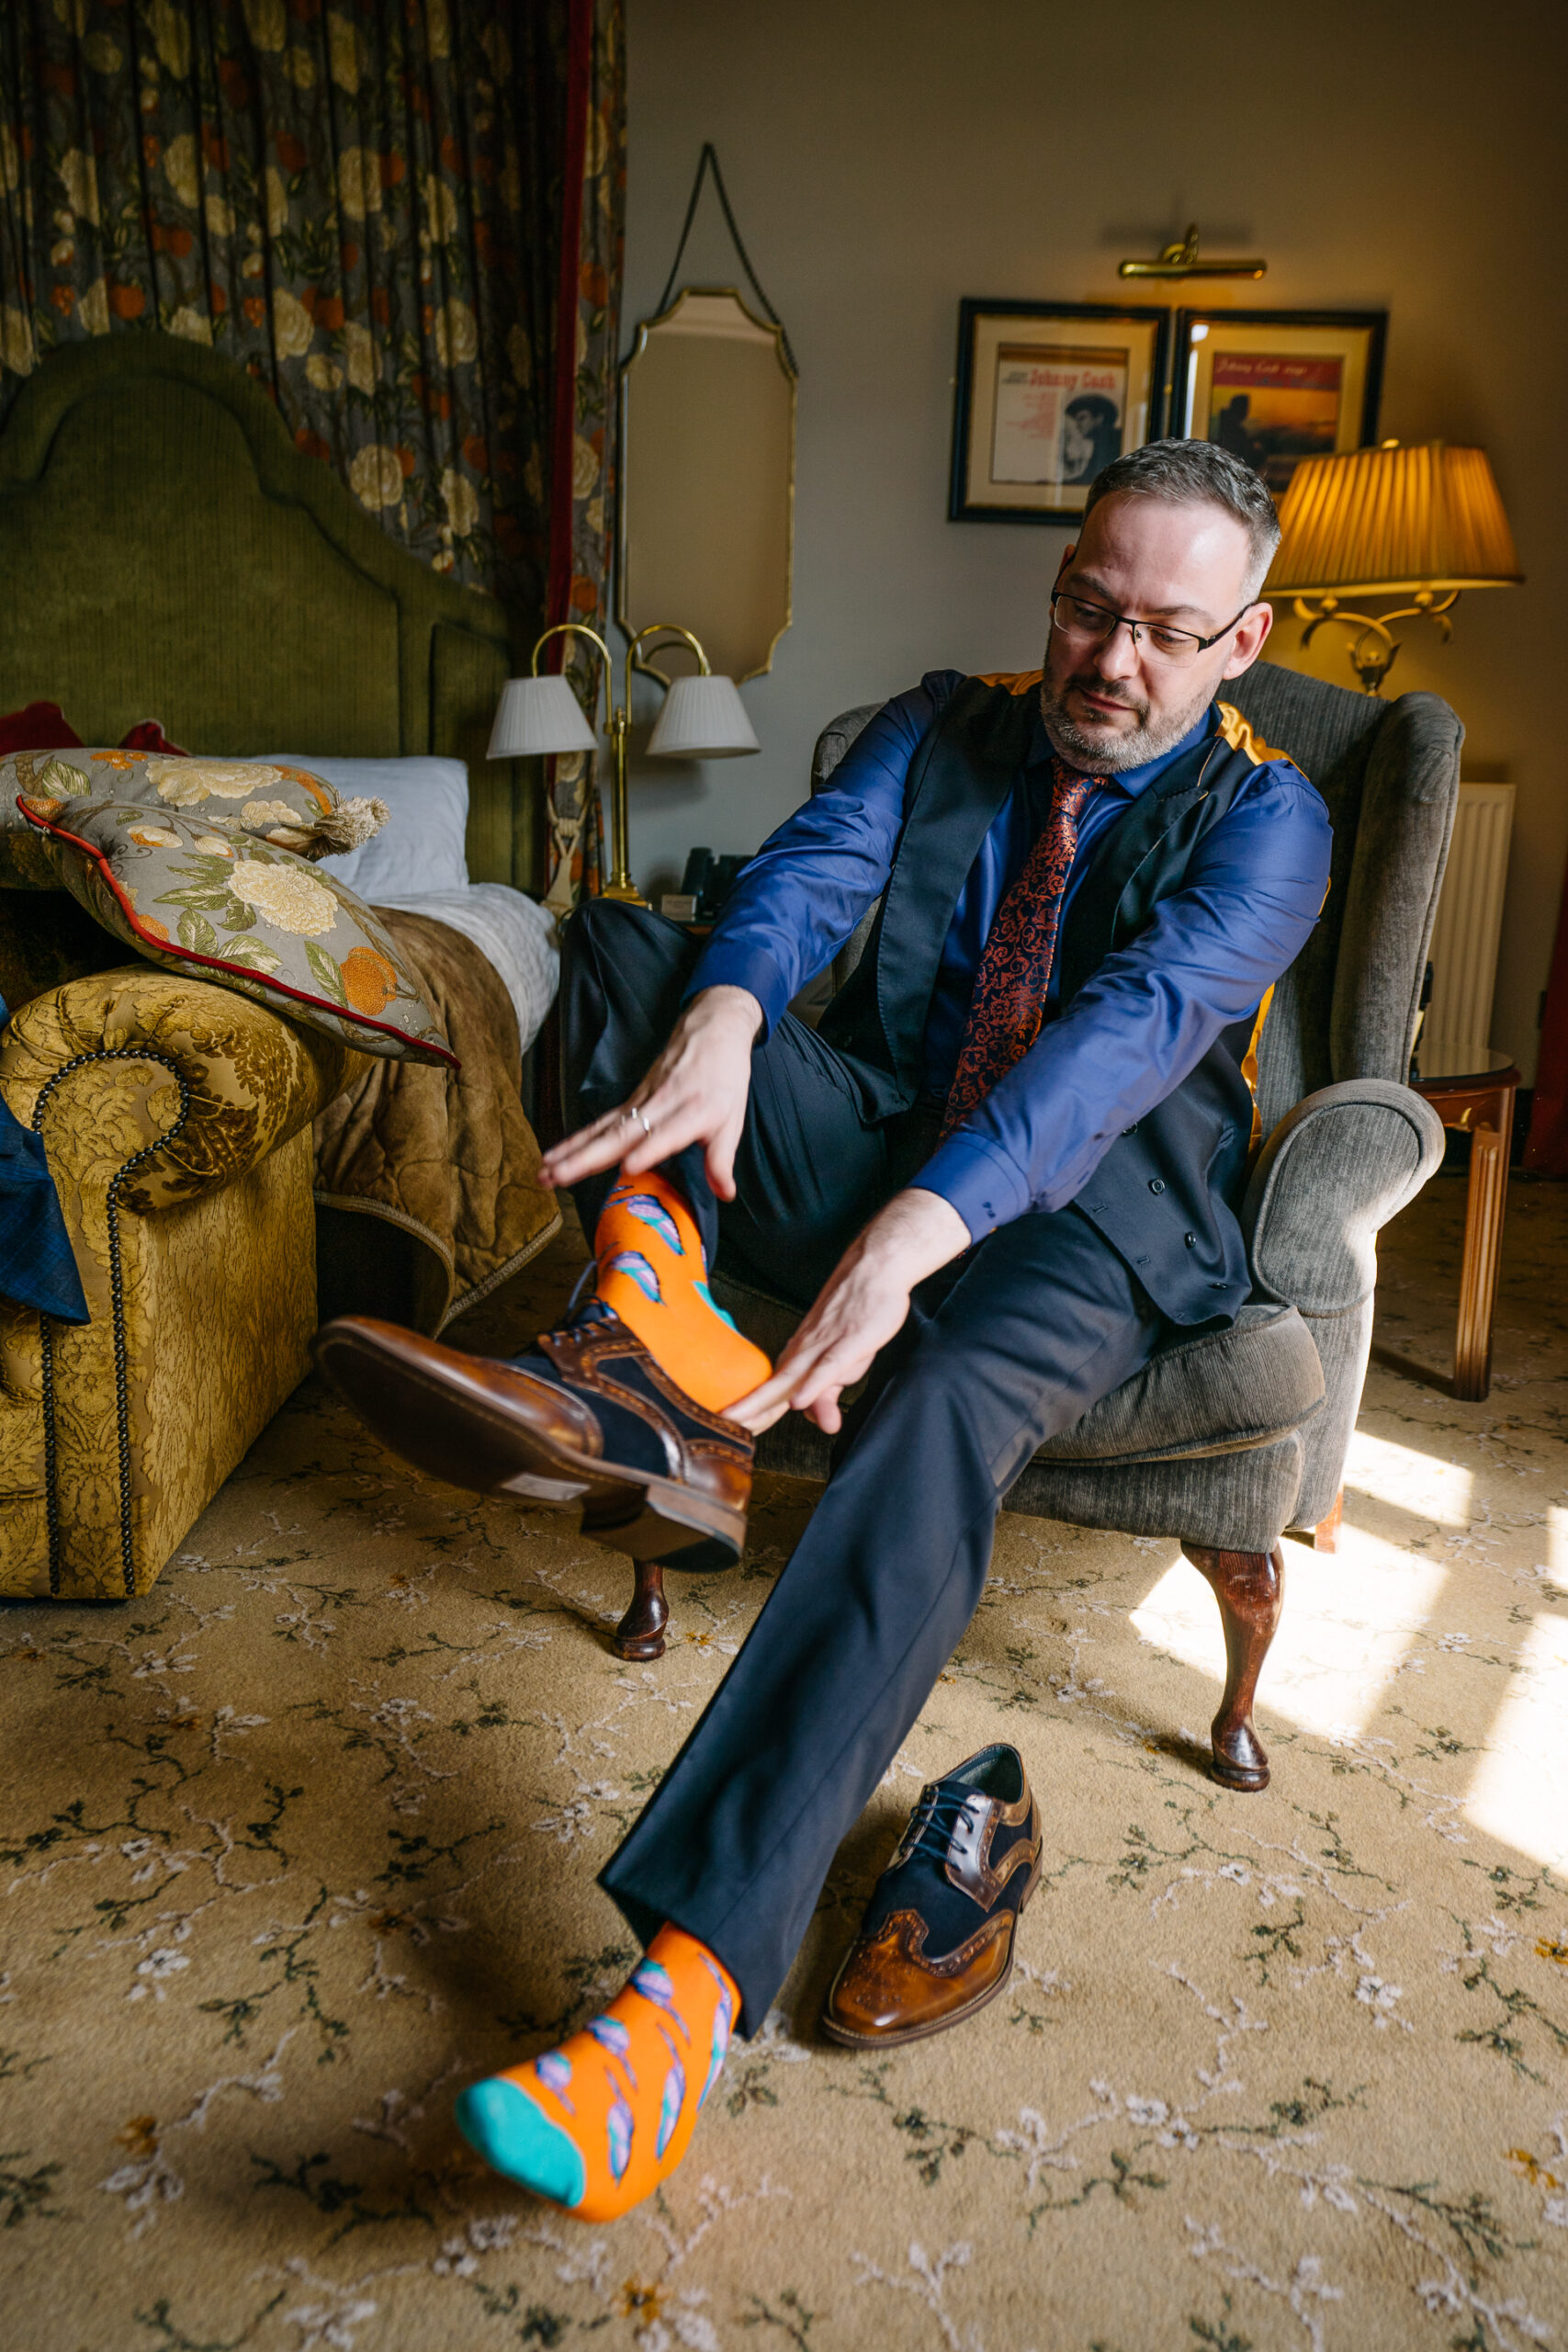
[
  {"xmin": 909, "ymin": 1128, "xmax": 1032, "ymax": 1242},
  {"xmin": 682, "ymin": 939, "xmax": 793, "ymax": 1038}
]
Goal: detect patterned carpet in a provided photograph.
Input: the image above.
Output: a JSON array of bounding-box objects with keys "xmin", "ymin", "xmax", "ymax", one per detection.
[{"xmin": 5, "ymin": 1177, "xmax": 1567, "ymax": 2352}]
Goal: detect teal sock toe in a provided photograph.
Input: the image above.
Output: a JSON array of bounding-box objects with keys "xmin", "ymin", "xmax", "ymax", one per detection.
[{"xmin": 455, "ymin": 2076, "xmax": 587, "ymax": 2208}]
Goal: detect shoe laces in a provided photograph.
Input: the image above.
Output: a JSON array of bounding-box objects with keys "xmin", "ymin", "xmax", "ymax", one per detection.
[
  {"xmin": 562, "ymin": 1261, "xmax": 610, "ymax": 1324},
  {"xmin": 895, "ymin": 1785, "xmax": 982, "ymax": 1870}
]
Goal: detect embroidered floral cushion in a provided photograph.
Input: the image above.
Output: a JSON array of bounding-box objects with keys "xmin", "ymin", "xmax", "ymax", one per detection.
[
  {"xmin": 0, "ymin": 746, "xmax": 386, "ymax": 882},
  {"xmin": 15, "ymin": 789, "xmax": 454, "ymax": 1068}
]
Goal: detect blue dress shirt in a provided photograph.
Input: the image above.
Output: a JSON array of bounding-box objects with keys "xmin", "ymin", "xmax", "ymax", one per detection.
[{"xmin": 688, "ymin": 671, "xmax": 1332, "ymax": 1243}]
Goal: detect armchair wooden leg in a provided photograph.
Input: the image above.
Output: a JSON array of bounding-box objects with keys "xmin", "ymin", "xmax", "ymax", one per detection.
[
  {"xmin": 1180, "ymin": 1543, "xmax": 1286, "ymax": 1792},
  {"xmin": 612, "ymin": 1559, "xmax": 669, "ymax": 1661},
  {"xmin": 1314, "ymin": 1488, "xmax": 1344, "ymax": 1553}
]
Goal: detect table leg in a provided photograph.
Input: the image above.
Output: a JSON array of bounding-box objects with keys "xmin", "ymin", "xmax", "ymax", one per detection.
[{"xmin": 1453, "ymin": 1116, "xmax": 1510, "ymax": 1401}]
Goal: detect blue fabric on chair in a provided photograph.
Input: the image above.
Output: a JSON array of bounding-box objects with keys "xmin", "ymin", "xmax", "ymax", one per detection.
[{"xmin": 0, "ymin": 989, "xmax": 89, "ymax": 1321}]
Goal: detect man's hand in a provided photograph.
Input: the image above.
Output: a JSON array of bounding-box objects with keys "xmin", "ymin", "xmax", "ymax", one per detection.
[
  {"xmin": 538, "ymin": 985, "xmax": 764, "ymax": 1203},
  {"xmin": 728, "ymin": 1188, "xmax": 971, "ymax": 1436}
]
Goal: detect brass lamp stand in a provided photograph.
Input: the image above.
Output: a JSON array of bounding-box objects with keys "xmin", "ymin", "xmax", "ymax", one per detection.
[
  {"xmin": 489, "ymin": 620, "xmax": 758, "ymax": 908},
  {"xmin": 1292, "ymin": 587, "xmax": 1461, "ymax": 695}
]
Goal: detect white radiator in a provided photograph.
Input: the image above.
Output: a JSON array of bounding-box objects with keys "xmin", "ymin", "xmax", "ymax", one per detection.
[{"xmin": 1423, "ymin": 782, "xmax": 1515, "ymax": 1062}]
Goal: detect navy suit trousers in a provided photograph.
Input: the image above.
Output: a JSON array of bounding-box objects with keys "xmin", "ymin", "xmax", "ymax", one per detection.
[{"xmin": 560, "ymin": 900, "xmax": 1168, "ymax": 2032}]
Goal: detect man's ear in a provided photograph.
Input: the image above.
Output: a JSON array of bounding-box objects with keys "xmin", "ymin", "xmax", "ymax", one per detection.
[
  {"xmin": 1220, "ymin": 599, "xmax": 1275, "ymax": 679},
  {"xmin": 1055, "ymin": 541, "xmax": 1077, "ymax": 587}
]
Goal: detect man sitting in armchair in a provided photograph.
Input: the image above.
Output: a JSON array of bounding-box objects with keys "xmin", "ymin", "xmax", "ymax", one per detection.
[{"xmin": 318, "ymin": 437, "xmax": 1331, "ymax": 2220}]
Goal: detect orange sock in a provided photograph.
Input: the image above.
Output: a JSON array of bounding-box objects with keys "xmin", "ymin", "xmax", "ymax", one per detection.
[
  {"xmin": 592, "ymin": 1172, "xmax": 772, "ymax": 1415},
  {"xmin": 454, "ymin": 1926, "xmax": 738, "ymax": 2221}
]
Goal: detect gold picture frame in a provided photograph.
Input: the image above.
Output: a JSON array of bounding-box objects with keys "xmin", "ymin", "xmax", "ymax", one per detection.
[{"xmin": 1173, "ymin": 308, "xmax": 1388, "ymax": 498}]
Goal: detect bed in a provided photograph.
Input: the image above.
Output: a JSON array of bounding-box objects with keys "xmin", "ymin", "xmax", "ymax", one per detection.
[{"xmin": 0, "ymin": 334, "xmax": 561, "ymax": 1332}]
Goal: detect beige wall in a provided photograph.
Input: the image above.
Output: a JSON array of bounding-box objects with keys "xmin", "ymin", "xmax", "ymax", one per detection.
[{"xmin": 624, "ymin": 0, "xmax": 1567, "ymax": 1080}]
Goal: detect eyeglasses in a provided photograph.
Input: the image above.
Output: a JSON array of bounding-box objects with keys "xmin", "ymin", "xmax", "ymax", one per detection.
[{"xmin": 1049, "ymin": 589, "xmax": 1255, "ymax": 667}]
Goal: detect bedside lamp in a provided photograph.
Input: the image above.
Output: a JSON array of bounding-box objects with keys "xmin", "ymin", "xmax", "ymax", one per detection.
[
  {"xmin": 1267, "ymin": 440, "xmax": 1523, "ymax": 694},
  {"xmin": 490, "ymin": 621, "xmax": 759, "ymax": 905}
]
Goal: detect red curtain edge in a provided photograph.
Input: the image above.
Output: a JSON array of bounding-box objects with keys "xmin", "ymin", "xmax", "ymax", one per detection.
[
  {"xmin": 1524, "ymin": 850, "xmax": 1568, "ymax": 1173},
  {"xmin": 545, "ymin": 0, "xmax": 592, "ymax": 656}
]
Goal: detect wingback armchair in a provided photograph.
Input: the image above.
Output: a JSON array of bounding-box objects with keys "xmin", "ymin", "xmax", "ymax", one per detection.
[{"xmin": 620, "ymin": 663, "xmax": 1456, "ymax": 1797}]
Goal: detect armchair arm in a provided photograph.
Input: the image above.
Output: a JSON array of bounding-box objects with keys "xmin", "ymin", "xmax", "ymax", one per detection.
[
  {"xmin": 0, "ymin": 965, "xmax": 361, "ymax": 1214},
  {"xmin": 1242, "ymin": 1079, "xmax": 1445, "ymax": 1311},
  {"xmin": 1240, "ymin": 1079, "xmax": 1445, "ymax": 1527}
]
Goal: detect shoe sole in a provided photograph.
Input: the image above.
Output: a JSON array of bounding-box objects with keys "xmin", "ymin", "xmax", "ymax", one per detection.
[
  {"xmin": 314, "ymin": 1325, "xmax": 746, "ymax": 1566},
  {"xmin": 818, "ymin": 1843, "xmax": 1044, "ymax": 2050}
]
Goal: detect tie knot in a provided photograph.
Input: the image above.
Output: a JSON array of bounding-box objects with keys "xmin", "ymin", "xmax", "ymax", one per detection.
[{"xmin": 1050, "ymin": 754, "xmax": 1106, "ymax": 811}]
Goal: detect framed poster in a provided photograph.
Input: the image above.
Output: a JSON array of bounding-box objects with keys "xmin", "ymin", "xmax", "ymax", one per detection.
[
  {"xmin": 949, "ymin": 299, "xmax": 1169, "ymax": 524},
  {"xmin": 1172, "ymin": 308, "xmax": 1387, "ymax": 497}
]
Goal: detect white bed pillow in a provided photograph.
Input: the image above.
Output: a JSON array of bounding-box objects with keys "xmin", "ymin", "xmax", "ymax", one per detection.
[
  {"xmin": 261, "ymin": 755, "xmax": 470, "ymax": 900},
  {"xmin": 372, "ymin": 883, "xmax": 560, "ymax": 1054}
]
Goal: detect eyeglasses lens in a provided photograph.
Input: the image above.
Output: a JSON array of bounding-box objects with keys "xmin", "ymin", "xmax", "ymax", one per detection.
[{"xmin": 1055, "ymin": 595, "xmax": 1201, "ymax": 665}]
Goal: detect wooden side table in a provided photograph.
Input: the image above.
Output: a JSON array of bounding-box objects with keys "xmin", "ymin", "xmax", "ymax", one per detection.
[{"xmin": 1371, "ymin": 1047, "xmax": 1519, "ymax": 1403}]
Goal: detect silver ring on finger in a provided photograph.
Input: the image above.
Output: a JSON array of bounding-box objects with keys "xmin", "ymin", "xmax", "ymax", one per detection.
[{"xmin": 635, "ymin": 1108, "xmax": 653, "ymax": 1136}]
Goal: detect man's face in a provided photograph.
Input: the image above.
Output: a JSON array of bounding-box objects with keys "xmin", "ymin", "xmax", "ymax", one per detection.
[{"xmin": 1040, "ymin": 492, "xmax": 1269, "ymax": 773}]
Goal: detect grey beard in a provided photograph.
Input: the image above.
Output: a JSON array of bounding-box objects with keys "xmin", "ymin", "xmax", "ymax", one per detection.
[{"xmin": 1039, "ymin": 671, "xmax": 1216, "ymax": 774}]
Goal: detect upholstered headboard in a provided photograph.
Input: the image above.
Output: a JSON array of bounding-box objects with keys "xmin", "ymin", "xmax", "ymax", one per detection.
[{"xmin": 0, "ymin": 336, "xmax": 532, "ymax": 888}]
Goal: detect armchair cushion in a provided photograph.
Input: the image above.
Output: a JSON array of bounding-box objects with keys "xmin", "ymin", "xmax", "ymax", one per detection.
[
  {"xmin": 709, "ymin": 1278, "xmax": 1324, "ymax": 1491},
  {"xmin": 1032, "ymin": 1300, "xmax": 1324, "ymax": 1464}
]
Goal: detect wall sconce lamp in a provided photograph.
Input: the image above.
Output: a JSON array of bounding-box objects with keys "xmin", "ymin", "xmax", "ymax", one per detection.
[
  {"xmin": 489, "ymin": 620, "xmax": 759, "ymax": 906},
  {"xmin": 1118, "ymin": 223, "xmax": 1267, "ymax": 280},
  {"xmin": 1266, "ymin": 440, "xmax": 1523, "ymax": 694}
]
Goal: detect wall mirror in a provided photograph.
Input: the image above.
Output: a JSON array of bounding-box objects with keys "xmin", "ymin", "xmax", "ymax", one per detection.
[{"xmin": 617, "ymin": 287, "xmax": 795, "ymax": 684}]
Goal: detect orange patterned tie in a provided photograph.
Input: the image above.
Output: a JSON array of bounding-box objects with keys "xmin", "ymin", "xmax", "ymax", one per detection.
[{"xmin": 939, "ymin": 757, "xmax": 1104, "ymax": 1139}]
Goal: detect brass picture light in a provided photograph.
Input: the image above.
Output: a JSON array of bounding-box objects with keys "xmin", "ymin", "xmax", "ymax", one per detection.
[{"xmin": 1118, "ymin": 223, "xmax": 1267, "ymax": 280}]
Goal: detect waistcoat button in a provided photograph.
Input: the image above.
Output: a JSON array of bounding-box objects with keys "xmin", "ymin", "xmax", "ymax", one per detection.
[
  {"xmin": 1148, "ymin": 1178, "xmax": 1165, "ymax": 1194},
  {"xmin": 1184, "ymin": 1231, "xmax": 1196, "ymax": 1247}
]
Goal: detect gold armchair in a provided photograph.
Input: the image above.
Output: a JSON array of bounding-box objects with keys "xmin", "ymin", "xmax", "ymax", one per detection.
[{"xmin": 1, "ymin": 965, "xmax": 355, "ymax": 1600}]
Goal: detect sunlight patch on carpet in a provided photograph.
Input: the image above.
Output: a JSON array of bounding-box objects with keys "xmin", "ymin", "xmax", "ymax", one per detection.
[
  {"xmin": 1130, "ymin": 1526, "xmax": 1448, "ymax": 1739},
  {"xmin": 1342, "ymin": 1427, "xmax": 1473, "ymax": 1529},
  {"xmin": 1464, "ymin": 1610, "xmax": 1568, "ymax": 1870}
]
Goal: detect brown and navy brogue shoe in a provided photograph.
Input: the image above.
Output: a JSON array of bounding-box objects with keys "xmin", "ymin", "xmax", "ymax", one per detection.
[
  {"xmin": 312, "ymin": 1299, "xmax": 752, "ymax": 1566},
  {"xmin": 822, "ymin": 1743, "xmax": 1043, "ymax": 2048}
]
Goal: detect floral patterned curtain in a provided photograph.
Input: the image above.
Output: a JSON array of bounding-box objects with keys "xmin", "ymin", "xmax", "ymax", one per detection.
[{"xmin": 0, "ymin": 0, "xmax": 625, "ymax": 654}]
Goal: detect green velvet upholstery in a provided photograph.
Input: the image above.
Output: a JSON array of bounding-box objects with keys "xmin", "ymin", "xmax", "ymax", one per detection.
[{"xmin": 0, "ymin": 337, "xmax": 535, "ymax": 889}]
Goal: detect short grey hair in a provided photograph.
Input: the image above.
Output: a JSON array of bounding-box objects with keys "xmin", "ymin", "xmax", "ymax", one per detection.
[{"xmin": 1082, "ymin": 438, "xmax": 1280, "ymax": 602}]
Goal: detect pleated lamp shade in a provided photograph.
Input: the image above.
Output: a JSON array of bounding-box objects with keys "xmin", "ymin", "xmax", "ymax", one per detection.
[
  {"xmin": 1268, "ymin": 442, "xmax": 1523, "ymax": 596},
  {"xmin": 646, "ymin": 673, "xmax": 760, "ymax": 759},
  {"xmin": 487, "ymin": 674, "xmax": 596, "ymax": 760}
]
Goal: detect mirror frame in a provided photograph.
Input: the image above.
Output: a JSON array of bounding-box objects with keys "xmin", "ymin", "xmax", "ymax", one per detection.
[{"xmin": 615, "ymin": 284, "xmax": 797, "ymax": 686}]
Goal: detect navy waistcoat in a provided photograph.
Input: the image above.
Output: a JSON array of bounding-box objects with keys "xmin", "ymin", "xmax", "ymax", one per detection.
[{"xmin": 816, "ymin": 674, "xmax": 1286, "ymax": 1326}]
